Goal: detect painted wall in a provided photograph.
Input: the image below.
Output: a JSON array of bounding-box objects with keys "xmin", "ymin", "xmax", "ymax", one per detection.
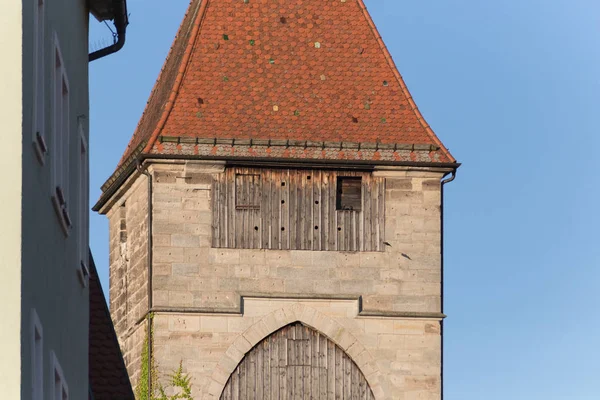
[
  {"xmin": 0, "ymin": 1, "xmax": 23, "ymax": 398},
  {"xmin": 19, "ymin": 0, "xmax": 91, "ymax": 399}
]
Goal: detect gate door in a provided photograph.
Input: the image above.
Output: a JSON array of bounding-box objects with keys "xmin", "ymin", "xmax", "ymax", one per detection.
[{"xmin": 220, "ymin": 322, "xmax": 375, "ymax": 400}]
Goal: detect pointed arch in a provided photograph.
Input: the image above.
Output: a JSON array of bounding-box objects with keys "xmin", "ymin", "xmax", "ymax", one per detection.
[
  {"xmin": 206, "ymin": 303, "xmax": 383, "ymax": 399},
  {"xmin": 220, "ymin": 322, "xmax": 374, "ymax": 399}
]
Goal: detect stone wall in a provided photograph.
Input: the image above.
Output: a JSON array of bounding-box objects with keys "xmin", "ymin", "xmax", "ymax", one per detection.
[
  {"xmin": 104, "ymin": 160, "xmax": 448, "ymax": 399},
  {"xmin": 154, "ymin": 299, "xmax": 441, "ymax": 399},
  {"xmin": 107, "ymin": 174, "xmax": 149, "ymax": 386}
]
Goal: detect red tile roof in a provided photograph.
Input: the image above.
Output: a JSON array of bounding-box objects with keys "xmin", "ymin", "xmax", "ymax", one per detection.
[
  {"xmin": 117, "ymin": 0, "xmax": 454, "ymax": 169},
  {"xmin": 89, "ymin": 253, "xmax": 135, "ymax": 400}
]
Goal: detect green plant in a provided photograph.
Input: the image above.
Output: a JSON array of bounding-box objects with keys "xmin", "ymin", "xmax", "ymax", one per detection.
[
  {"xmin": 135, "ymin": 314, "xmax": 194, "ymax": 399},
  {"xmin": 156, "ymin": 362, "xmax": 193, "ymax": 400},
  {"xmin": 136, "ymin": 314, "xmax": 158, "ymax": 400}
]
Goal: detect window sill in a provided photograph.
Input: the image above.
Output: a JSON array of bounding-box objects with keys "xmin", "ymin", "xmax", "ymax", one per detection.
[
  {"xmin": 32, "ymin": 133, "xmax": 48, "ymax": 165},
  {"xmin": 51, "ymin": 195, "xmax": 71, "ymax": 237},
  {"xmin": 77, "ymin": 261, "xmax": 89, "ymax": 288}
]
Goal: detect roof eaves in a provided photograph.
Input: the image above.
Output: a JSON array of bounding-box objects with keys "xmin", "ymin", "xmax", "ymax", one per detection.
[
  {"xmin": 117, "ymin": 0, "xmax": 201, "ymax": 167},
  {"xmin": 93, "ymin": 149, "xmax": 460, "ymax": 213},
  {"xmin": 356, "ymin": 0, "xmax": 455, "ymax": 163},
  {"xmin": 141, "ymin": 0, "xmax": 209, "ymax": 156},
  {"xmin": 89, "ymin": 0, "xmax": 126, "ymax": 22}
]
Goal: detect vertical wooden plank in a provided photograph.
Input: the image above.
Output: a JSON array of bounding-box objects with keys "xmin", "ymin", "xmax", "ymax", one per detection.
[
  {"xmin": 303, "ymin": 326, "xmax": 311, "ymax": 399},
  {"xmin": 312, "ymin": 170, "xmax": 321, "ymax": 251},
  {"xmin": 280, "ymin": 328, "xmax": 288, "ymax": 398},
  {"xmin": 319, "ymin": 334, "xmax": 328, "ymax": 400},
  {"xmin": 227, "ymin": 168, "xmax": 236, "ymax": 248},
  {"xmin": 311, "ymin": 329, "xmax": 319, "ymax": 399},
  {"xmin": 359, "ymin": 371, "xmax": 367, "ymax": 400},
  {"xmin": 297, "ymin": 169, "xmax": 303, "ymax": 250},
  {"xmin": 231, "ymin": 368, "xmax": 239, "ymax": 400},
  {"xmin": 343, "ymin": 354, "xmax": 352, "ymax": 400},
  {"xmin": 378, "ymin": 177, "xmax": 385, "ymax": 252},
  {"xmin": 321, "ymin": 171, "xmax": 329, "ymax": 251},
  {"xmin": 212, "ymin": 176, "xmax": 219, "ymax": 247},
  {"xmin": 264, "ymin": 169, "xmax": 271, "ymax": 249},
  {"xmin": 239, "ymin": 357, "xmax": 247, "ymax": 400},
  {"xmin": 293, "ymin": 326, "xmax": 302, "ymax": 400},
  {"xmin": 334, "ymin": 345, "xmax": 342, "ymax": 399},
  {"xmin": 271, "ymin": 328, "xmax": 280, "ymax": 400},
  {"xmin": 336, "ymin": 211, "xmax": 344, "ymax": 252},
  {"xmin": 327, "ymin": 340, "xmax": 335, "ymax": 400},
  {"xmin": 248, "ymin": 345, "xmax": 255, "ymax": 398},
  {"xmin": 297, "ymin": 172, "xmax": 305, "ymax": 250},
  {"xmin": 358, "ymin": 175, "xmax": 365, "ymax": 252},
  {"xmin": 297, "ymin": 170, "xmax": 305, "ymax": 249},
  {"xmin": 280, "ymin": 170, "xmax": 290, "ymax": 250},
  {"xmin": 305, "ymin": 172, "xmax": 313, "ymax": 251},
  {"xmin": 224, "ymin": 169, "xmax": 229, "ymax": 248},
  {"xmin": 240, "ymin": 170, "xmax": 248, "ymax": 249},
  {"xmin": 261, "ymin": 340, "xmax": 270, "ymax": 400},
  {"xmin": 287, "ymin": 327, "xmax": 295, "ymax": 399},
  {"xmin": 346, "ymin": 211, "xmax": 353, "ymax": 251},
  {"xmin": 354, "ymin": 208, "xmax": 360, "ymax": 252},
  {"xmin": 351, "ymin": 361, "xmax": 359, "ymax": 400},
  {"xmin": 285, "ymin": 169, "xmax": 292, "ymax": 250},
  {"xmin": 288, "ymin": 169, "xmax": 297, "ymax": 250},
  {"xmin": 219, "ymin": 172, "xmax": 226, "ymax": 248},
  {"xmin": 370, "ymin": 174, "xmax": 378, "ymax": 252},
  {"xmin": 331, "ymin": 172, "xmax": 339, "ymax": 251},
  {"xmin": 216, "ymin": 174, "xmax": 222, "ymax": 248},
  {"xmin": 250, "ymin": 172, "xmax": 260, "ymax": 249},
  {"xmin": 270, "ymin": 169, "xmax": 281, "ymax": 249},
  {"xmin": 363, "ymin": 174, "xmax": 372, "ymax": 252}
]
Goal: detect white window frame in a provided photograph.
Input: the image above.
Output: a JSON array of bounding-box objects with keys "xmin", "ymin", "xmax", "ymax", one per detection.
[
  {"xmin": 51, "ymin": 33, "xmax": 72, "ymax": 236},
  {"xmin": 31, "ymin": 310, "xmax": 43, "ymax": 400},
  {"xmin": 77, "ymin": 120, "xmax": 90, "ymax": 287},
  {"xmin": 51, "ymin": 352, "xmax": 68, "ymax": 400},
  {"xmin": 32, "ymin": 0, "xmax": 47, "ymax": 163}
]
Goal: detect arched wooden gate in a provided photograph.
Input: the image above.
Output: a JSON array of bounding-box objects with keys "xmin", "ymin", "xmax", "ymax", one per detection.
[{"xmin": 220, "ymin": 322, "xmax": 375, "ymax": 399}]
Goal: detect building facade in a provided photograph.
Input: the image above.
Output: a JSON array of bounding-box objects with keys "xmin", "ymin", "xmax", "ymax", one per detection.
[
  {"xmin": 0, "ymin": 0, "xmax": 130, "ymax": 398},
  {"xmin": 95, "ymin": 0, "xmax": 459, "ymax": 398}
]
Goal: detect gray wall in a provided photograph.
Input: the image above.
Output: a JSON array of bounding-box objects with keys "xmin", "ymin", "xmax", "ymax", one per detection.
[{"xmin": 20, "ymin": 0, "xmax": 90, "ymax": 398}]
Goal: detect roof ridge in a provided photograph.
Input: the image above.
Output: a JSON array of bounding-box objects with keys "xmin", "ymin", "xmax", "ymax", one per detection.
[
  {"xmin": 356, "ymin": 0, "xmax": 455, "ymax": 163},
  {"xmin": 142, "ymin": 0, "xmax": 209, "ymax": 155}
]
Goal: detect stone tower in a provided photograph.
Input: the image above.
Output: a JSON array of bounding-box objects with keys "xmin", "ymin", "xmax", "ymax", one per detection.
[{"xmin": 94, "ymin": 0, "xmax": 458, "ymax": 398}]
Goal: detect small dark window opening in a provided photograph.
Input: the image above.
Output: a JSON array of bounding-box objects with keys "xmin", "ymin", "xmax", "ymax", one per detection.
[
  {"xmin": 336, "ymin": 177, "xmax": 362, "ymax": 211},
  {"xmin": 235, "ymin": 174, "xmax": 261, "ymax": 210}
]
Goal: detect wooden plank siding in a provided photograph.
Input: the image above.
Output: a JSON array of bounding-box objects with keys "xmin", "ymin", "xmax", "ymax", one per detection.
[
  {"xmin": 220, "ymin": 322, "xmax": 375, "ymax": 400},
  {"xmin": 212, "ymin": 168, "xmax": 385, "ymax": 252}
]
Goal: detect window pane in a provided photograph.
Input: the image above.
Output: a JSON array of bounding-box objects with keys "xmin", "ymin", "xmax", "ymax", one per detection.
[{"xmin": 336, "ymin": 177, "xmax": 362, "ymax": 211}]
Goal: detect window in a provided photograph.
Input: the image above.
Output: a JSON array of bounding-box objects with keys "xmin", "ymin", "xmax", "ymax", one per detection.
[
  {"xmin": 51, "ymin": 35, "xmax": 71, "ymax": 235},
  {"xmin": 52, "ymin": 353, "xmax": 68, "ymax": 400},
  {"xmin": 31, "ymin": 310, "xmax": 43, "ymax": 400},
  {"xmin": 336, "ymin": 177, "xmax": 362, "ymax": 211},
  {"xmin": 235, "ymin": 174, "xmax": 261, "ymax": 210},
  {"xmin": 33, "ymin": 0, "xmax": 47, "ymax": 162},
  {"xmin": 77, "ymin": 121, "xmax": 89, "ymax": 287}
]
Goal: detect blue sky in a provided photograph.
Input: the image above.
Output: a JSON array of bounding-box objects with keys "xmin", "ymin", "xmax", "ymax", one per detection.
[{"xmin": 89, "ymin": 1, "xmax": 600, "ymax": 398}]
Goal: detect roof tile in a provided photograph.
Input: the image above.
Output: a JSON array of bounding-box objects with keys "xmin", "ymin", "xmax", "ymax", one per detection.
[{"xmin": 112, "ymin": 0, "xmax": 454, "ymax": 191}]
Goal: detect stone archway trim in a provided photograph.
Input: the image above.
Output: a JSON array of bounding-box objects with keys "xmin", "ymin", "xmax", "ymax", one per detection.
[{"xmin": 204, "ymin": 302, "xmax": 384, "ymax": 399}]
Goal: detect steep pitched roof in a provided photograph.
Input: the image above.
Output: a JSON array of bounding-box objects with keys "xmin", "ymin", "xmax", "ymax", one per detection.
[
  {"xmin": 89, "ymin": 252, "xmax": 135, "ymax": 400},
  {"xmin": 104, "ymin": 0, "xmax": 455, "ymax": 196}
]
